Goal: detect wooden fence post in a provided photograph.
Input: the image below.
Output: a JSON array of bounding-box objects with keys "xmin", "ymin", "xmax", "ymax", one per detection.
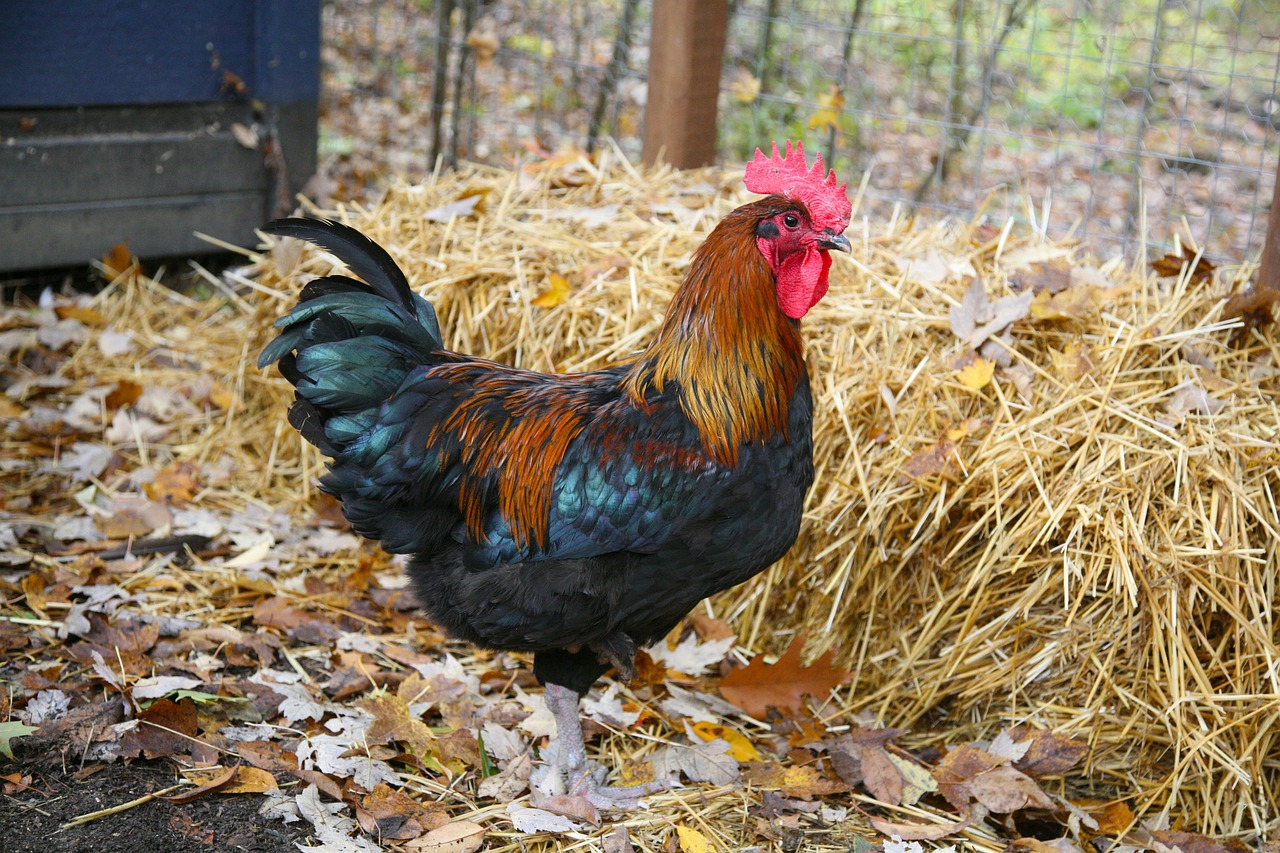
[
  {"xmin": 1257, "ymin": 166, "xmax": 1280, "ymax": 296},
  {"xmin": 642, "ymin": 0, "xmax": 729, "ymax": 169}
]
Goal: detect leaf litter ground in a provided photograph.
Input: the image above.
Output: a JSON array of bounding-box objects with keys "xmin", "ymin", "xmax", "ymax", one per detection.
[{"xmin": 2, "ymin": 151, "xmax": 1279, "ymax": 852}]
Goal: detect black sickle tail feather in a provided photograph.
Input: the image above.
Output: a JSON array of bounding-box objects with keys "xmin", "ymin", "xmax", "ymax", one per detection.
[{"xmin": 257, "ymin": 218, "xmax": 444, "ymax": 459}]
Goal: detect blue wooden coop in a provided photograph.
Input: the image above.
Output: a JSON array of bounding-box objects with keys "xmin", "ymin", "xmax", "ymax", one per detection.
[{"xmin": 0, "ymin": 1, "xmax": 320, "ymax": 272}]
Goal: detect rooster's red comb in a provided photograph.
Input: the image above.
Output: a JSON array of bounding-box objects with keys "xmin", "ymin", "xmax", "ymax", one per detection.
[{"xmin": 744, "ymin": 141, "xmax": 851, "ymax": 231}]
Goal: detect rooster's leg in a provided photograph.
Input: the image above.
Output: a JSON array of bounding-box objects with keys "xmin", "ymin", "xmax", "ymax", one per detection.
[
  {"xmin": 544, "ymin": 682, "xmax": 590, "ymax": 774},
  {"xmin": 543, "ymin": 682, "xmax": 676, "ymax": 807}
]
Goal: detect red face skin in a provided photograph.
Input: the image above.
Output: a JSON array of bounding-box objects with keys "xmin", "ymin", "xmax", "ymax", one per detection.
[{"xmin": 755, "ymin": 208, "xmax": 836, "ymax": 320}]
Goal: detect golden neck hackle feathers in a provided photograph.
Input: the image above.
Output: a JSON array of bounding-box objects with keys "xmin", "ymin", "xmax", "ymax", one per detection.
[{"xmin": 625, "ymin": 201, "xmax": 807, "ymax": 466}]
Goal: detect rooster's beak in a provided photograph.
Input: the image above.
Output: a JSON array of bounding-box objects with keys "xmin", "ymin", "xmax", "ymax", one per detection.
[{"xmin": 818, "ymin": 230, "xmax": 851, "ymax": 253}]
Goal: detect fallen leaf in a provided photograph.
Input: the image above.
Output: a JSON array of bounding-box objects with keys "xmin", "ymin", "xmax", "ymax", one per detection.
[
  {"xmin": 104, "ymin": 380, "xmax": 143, "ymax": 410},
  {"xmin": 966, "ymin": 764, "xmax": 1056, "ymax": 813},
  {"xmin": 1165, "ymin": 382, "xmax": 1226, "ymax": 421},
  {"xmin": 231, "ymin": 122, "xmax": 259, "ymax": 149},
  {"xmin": 861, "ymin": 742, "xmax": 904, "ymax": 805},
  {"xmin": 0, "ymin": 721, "xmax": 36, "ymax": 759},
  {"xmin": 690, "ymin": 612, "xmax": 735, "ymax": 641},
  {"xmin": 748, "ymin": 763, "xmax": 849, "ymax": 799},
  {"xmin": 356, "ymin": 783, "xmax": 449, "ymax": 840},
  {"xmin": 676, "ymin": 825, "xmax": 714, "ymax": 853},
  {"xmin": 102, "ymin": 242, "xmax": 135, "ymax": 279},
  {"xmin": 358, "ymin": 691, "xmax": 436, "ymax": 756},
  {"xmin": 934, "ymin": 743, "xmax": 1004, "ymax": 810},
  {"xmin": 957, "ymin": 355, "xmax": 996, "ymax": 390},
  {"xmin": 692, "ymin": 721, "xmax": 760, "ymax": 762},
  {"xmin": 166, "ymin": 764, "xmax": 237, "ymax": 803},
  {"xmin": 221, "ymin": 765, "xmax": 279, "ymax": 795},
  {"xmin": 869, "ymin": 805, "xmax": 983, "ymax": 841},
  {"xmin": 1090, "ymin": 799, "xmax": 1135, "ymax": 833},
  {"xmin": 718, "ymin": 634, "xmax": 850, "ymax": 718},
  {"xmin": 1010, "ymin": 258, "xmax": 1073, "ymax": 293},
  {"xmin": 1150, "ymin": 830, "xmax": 1251, "ymax": 853},
  {"xmin": 1012, "ymin": 729, "xmax": 1088, "ymax": 777},
  {"xmin": 899, "ymin": 437, "xmax": 959, "ymax": 482},
  {"xmin": 1151, "ymin": 248, "xmax": 1216, "ymax": 284},
  {"xmin": 532, "ymin": 273, "xmax": 572, "ymax": 308},
  {"xmin": 424, "ymin": 193, "xmax": 483, "ymax": 223},
  {"xmin": 117, "ymin": 697, "xmax": 199, "ymax": 759},
  {"xmin": 54, "ymin": 305, "xmax": 107, "ymax": 327},
  {"xmin": 649, "ymin": 634, "xmax": 735, "ymax": 675},
  {"xmin": 650, "ymin": 733, "xmax": 739, "ymax": 785},
  {"xmin": 604, "ymin": 825, "xmax": 635, "ymax": 853},
  {"xmin": 1030, "ymin": 285, "xmax": 1097, "ymax": 320},
  {"xmin": 477, "ymin": 750, "xmax": 532, "ymax": 801},
  {"xmin": 506, "ymin": 804, "xmax": 580, "ymax": 834},
  {"xmin": 950, "ymin": 278, "xmax": 1034, "ymax": 349},
  {"xmin": 529, "ymin": 789, "xmax": 601, "ymax": 827},
  {"xmin": 145, "ymin": 460, "xmax": 200, "ymax": 505},
  {"xmin": 97, "ymin": 496, "xmax": 172, "ymax": 538}
]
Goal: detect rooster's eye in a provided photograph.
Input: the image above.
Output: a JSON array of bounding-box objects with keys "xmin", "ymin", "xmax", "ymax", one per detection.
[{"xmin": 783, "ymin": 213, "xmax": 800, "ymax": 229}]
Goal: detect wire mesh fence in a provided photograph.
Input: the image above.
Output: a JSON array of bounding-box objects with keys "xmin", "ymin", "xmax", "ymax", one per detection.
[{"xmin": 321, "ymin": 0, "xmax": 1279, "ymax": 261}]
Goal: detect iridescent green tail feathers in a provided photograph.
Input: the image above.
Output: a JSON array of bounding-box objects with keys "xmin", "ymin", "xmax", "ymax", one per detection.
[{"xmin": 257, "ymin": 218, "xmax": 443, "ymax": 457}]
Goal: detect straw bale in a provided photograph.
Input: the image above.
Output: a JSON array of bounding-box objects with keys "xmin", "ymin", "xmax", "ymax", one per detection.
[{"xmin": 230, "ymin": 151, "xmax": 1277, "ymax": 835}]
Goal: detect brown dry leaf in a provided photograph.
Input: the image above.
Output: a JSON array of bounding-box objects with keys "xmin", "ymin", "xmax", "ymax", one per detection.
[
  {"xmin": 253, "ymin": 595, "xmax": 312, "ymax": 631},
  {"xmin": 965, "ymin": 764, "xmax": 1056, "ymax": 813},
  {"xmin": 690, "ymin": 611, "xmax": 735, "ymax": 641},
  {"xmin": 899, "ymin": 437, "xmax": 959, "ymax": 482},
  {"xmin": 775, "ymin": 765, "xmax": 848, "ymax": 799},
  {"xmin": 406, "ymin": 819, "xmax": 485, "ymax": 852},
  {"xmin": 145, "ymin": 460, "xmax": 200, "ymax": 505},
  {"xmin": 867, "ymin": 805, "xmax": 983, "ymax": 841},
  {"xmin": 1151, "ymin": 249, "xmax": 1216, "ymax": 284},
  {"xmin": 54, "ymin": 305, "xmax": 108, "ymax": 327},
  {"xmin": 1150, "ymin": 830, "xmax": 1251, "ymax": 853},
  {"xmin": 604, "ymin": 825, "xmax": 634, "ymax": 853},
  {"xmin": 529, "ymin": 790, "xmax": 602, "ymax": 827},
  {"xmin": 1089, "ymin": 799, "xmax": 1135, "ymax": 833},
  {"xmin": 117, "ymin": 697, "xmax": 198, "ymax": 759},
  {"xmin": 1053, "ymin": 341, "xmax": 1095, "ymax": 380},
  {"xmin": 950, "ymin": 278, "xmax": 1034, "ymax": 349},
  {"xmin": 102, "ymin": 241, "xmax": 135, "ymax": 279},
  {"xmin": 1031, "ymin": 285, "xmax": 1097, "ymax": 321},
  {"xmin": 860, "ymin": 743, "xmax": 904, "ymax": 805},
  {"xmin": 1010, "ymin": 258, "xmax": 1073, "ymax": 293},
  {"xmin": 359, "ymin": 691, "xmax": 435, "ymax": 756},
  {"xmin": 1013, "ymin": 729, "xmax": 1088, "ymax": 777},
  {"xmin": 718, "ymin": 634, "xmax": 850, "ymax": 718},
  {"xmin": 357, "ymin": 783, "xmax": 449, "ymax": 840},
  {"xmin": 1223, "ymin": 283, "xmax": 1279, "ymax": 339},
  {"xmin": 934, "ymin": 743, "xmax": 1004, "ymax": 810},
  {"xmin": 105, "ymin": 380, "xmax": 143, "ymax": 410},
  {"xmin": 97, "ymin": 497, "xmax": 173, "ymax": 538},
  {"xmin": 477, "ymin": 750, "xmax": 531, "ymax": 802},
  {"xmin": 581, "ymin": 253, "xmax": 629, "ymax": 285},
  {"xmin": 532, "ymin": 273, "xmax": 572, "ymax": 308},
  {"xmin": 1165, "ymin": 382, "xmax": 1227, "ymax": 421},
  {"xmin": 166, "ymin": 764, "xmax": 237, "ymax": 803}
]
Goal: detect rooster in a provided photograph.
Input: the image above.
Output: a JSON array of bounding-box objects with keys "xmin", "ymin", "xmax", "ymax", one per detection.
[{"xmin": 259, "ymin": 141, "xmax": 851, "ymax": 803}]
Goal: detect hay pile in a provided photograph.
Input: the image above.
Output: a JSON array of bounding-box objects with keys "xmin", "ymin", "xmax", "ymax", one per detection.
[{"xmin": 234, "ymin": 149, "xmax": 1278, "ymax": 836}]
